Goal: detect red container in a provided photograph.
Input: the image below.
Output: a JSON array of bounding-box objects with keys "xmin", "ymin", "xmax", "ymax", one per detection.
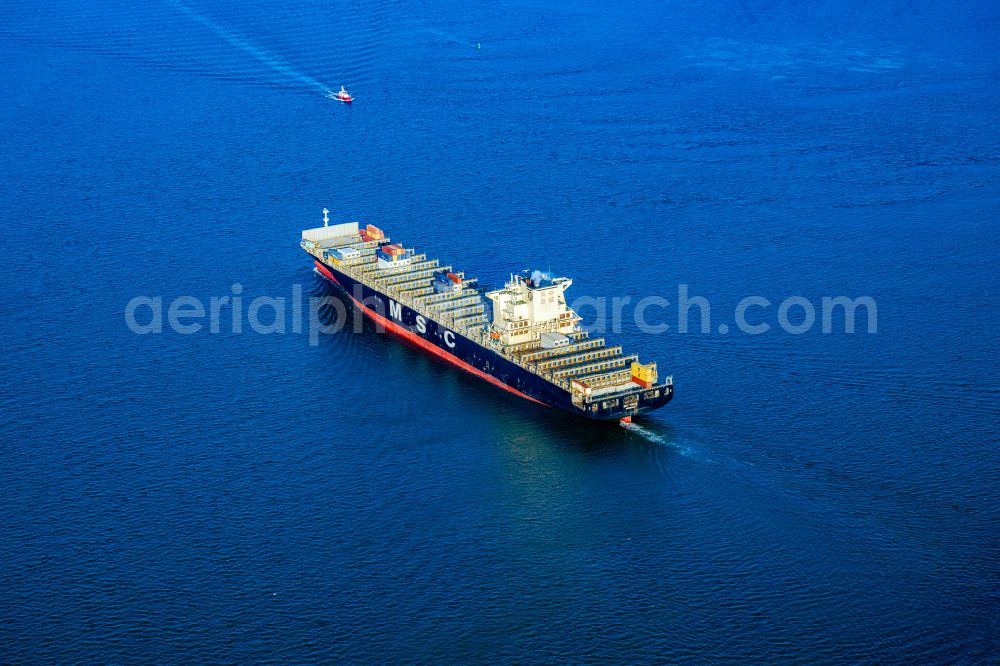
[{"xmin": 446, "ymin": 272, "xmax": 462, "ymax": 284}]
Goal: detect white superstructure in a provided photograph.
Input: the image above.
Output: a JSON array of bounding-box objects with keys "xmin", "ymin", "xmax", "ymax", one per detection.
[{"xmin": 485, "ymin": 271, "xmax": 582, "ymax": 347}]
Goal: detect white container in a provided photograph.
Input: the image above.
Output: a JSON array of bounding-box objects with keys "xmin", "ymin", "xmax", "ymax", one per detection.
[
  {"xmin": 302, "ymin": 221, "xmax": 359, "ymax": 243},
  {"xmin": 540, "ymin": 332, "xmax": 570, "ymax": 349},
  {"xmin": 377, "ymin": 256, "xmax": 413, "ymax": 270}
]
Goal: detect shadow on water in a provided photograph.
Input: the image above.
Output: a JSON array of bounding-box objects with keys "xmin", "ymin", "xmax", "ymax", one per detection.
[{"xmin": 309, "ymin": 271, "xmax": 788, "ymax": 496}]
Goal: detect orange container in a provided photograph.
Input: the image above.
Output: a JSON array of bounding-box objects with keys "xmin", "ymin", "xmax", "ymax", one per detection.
[{"xmin": 365, "ymin": 224, "xmax": 384, "ymax": 240}]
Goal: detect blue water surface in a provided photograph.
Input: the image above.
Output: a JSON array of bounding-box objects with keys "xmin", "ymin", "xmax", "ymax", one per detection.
[{"xmin": 1, "ymin": 0, "xmax": 998, "ymax": 662}]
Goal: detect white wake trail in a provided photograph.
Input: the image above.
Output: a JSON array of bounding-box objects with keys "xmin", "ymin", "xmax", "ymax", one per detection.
[
  {"xmin": 619, "ymin": 420, "xmax": 666, "ymax": 444},
  {"xmin": 620, "ymin": 421, "xmax": 698, "ymax": 458},
  {"xmin": 422, "ymin": 28, "xmax": 478, "ymax": 49},
  {"xmin": 168, "ymin": 0, "xmax": 330, "ymax": 95}
]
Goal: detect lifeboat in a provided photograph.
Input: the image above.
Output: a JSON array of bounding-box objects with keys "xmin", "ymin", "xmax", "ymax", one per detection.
[{"xmin": 334, "ymin": 86, "xmax": 353, "ymax": 103}]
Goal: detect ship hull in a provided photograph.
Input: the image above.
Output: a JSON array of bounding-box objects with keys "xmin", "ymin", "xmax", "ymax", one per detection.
[{"xmin": 313, "ymin": 259, "xmax": 673, "ymax": 420}]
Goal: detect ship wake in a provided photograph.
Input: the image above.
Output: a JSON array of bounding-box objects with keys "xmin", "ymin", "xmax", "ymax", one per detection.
[
  {"xmin": 167, "ymin": 0, "xmax": 331, "ymax": 95},
  {"xmin": 620, "ymin": 421, "xmax": 696, "ymax": 458}
]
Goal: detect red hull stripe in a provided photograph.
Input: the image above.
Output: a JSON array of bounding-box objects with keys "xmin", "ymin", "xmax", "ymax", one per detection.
[
  {"xmin": 314, "ymin": 260, "xmax": 339, "ymax": 283},
  {"xmin": 340, "ymin": 289, "xmax": 547, "ymax": 407}
]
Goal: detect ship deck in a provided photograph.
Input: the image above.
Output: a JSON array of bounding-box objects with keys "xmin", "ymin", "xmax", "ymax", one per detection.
[{"xmin": 303, "ymin": 231, "xmax": 671, "ymax": 406}]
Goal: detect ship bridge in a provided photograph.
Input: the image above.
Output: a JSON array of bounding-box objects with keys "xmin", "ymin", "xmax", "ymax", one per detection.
[{"xmin": 485, "ymin": 270, "xmax": 580, "ymax": 348}]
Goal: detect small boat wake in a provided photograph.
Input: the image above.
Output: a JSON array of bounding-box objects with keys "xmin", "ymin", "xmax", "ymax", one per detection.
[
  {"xmin": 167, "ymin": 0, "xmax": 330, "ymax": 95},
  {"xmin": 421, "ymin": 28, "xmax": 480, "ymax": 50}
]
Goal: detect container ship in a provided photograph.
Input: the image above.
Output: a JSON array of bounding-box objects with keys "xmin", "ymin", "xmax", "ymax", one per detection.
[{"xmin": 301, "ymin": 213, "xmax": 673, "ymax": 421}]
